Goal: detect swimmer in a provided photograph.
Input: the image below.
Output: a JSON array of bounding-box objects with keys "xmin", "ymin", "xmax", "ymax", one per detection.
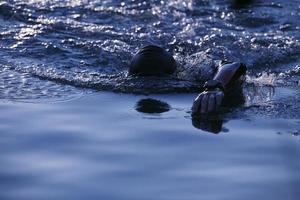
[
  {"xmin": 129, "ymin": 45, "xmax": 247, "ymax": 115},
  {"xmin": 191, "ymin": 61, "xmax": 247, "ymax": 114},
  {"xmin": 129, "ymin": 45, "xmax": 177, "ymax": 76}
]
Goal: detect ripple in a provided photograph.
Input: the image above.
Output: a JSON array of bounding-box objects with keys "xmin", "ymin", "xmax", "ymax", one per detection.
[
  {"xmin": 0, "ymin": 0, "xmax": 300, "ymax": 99},
  {"xmin": 0, "ymin": 64, "xmax": 83, "ymax": 102}
]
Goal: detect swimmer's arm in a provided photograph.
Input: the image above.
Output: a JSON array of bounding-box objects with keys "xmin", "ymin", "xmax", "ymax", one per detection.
[
  {"xmin": 214, "ymin": 61, "xmax": 247, "ymax": 93},
  {"xmin": 192, "ymin": 62, "xmax": 247, "ymax": 115}
]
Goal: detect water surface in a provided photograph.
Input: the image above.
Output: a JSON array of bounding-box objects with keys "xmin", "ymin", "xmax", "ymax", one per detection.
[
  {"xmin": 0, "ymin": 1, "xmax": 300, "ymax": 199},
  {"xmin": 0, "ymin": 92, "xmax": 300, "ymax": 200},
  {"xmin": 1, "ymin": 0, "xmax": 300, "ymax": 96}
]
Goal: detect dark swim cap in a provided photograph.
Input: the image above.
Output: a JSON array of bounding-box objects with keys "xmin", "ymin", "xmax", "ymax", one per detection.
[{"xmin": 129, "ymin": 45, "xmax": 177, "ymax": 76}]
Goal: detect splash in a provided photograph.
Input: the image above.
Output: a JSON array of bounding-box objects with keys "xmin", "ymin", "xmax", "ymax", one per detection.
[{"xmin": 0, "ymin": 0, "xmax": 300, "ymax": 100}]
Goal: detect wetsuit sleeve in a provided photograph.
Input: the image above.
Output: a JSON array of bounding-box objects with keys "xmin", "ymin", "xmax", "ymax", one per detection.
[
  {"xmin": 213, "ymin": 61, "xmax": 247, "ymax": 106},
  {"xmin": 214, "ymin": 61, "xmax": 247, "ymax": 92}
]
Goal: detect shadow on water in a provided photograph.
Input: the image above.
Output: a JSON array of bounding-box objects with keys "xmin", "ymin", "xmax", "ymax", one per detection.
[
  {"xmin": 192, "ymin": 114, "xmax": 228, "ymax": 134},
  {"xmin": 135, "ymin": 98, "xmax": 171, "ymax": 114},
  {"xmin": 135, "ymin": 97, "xmax": 229, "ymax": 134},
  {"xmin": 134, "ymin": 85, "xmax": 299, "ymax": 134},
  {"xmin": 135, "ymin": 98, "xmax": 228, "ymax": 134}
]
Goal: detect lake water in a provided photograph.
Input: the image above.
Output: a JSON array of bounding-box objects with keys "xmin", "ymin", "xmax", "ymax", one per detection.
[
  {"xmin": 0, "ymin": 91, "xmax": 300, "ymax": 200},
  {"xmin": 0, "ymin": 0, "xmax": 299, "ymax": 96},
  {"xmin": 0, "ymin": 0, "xmax": 300, "ymax": 199}
]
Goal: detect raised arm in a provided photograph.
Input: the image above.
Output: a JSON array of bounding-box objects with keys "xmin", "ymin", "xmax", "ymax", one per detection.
[{"xmin": 192, "ymin": 61, "xmax": 247, "ymax": 115}]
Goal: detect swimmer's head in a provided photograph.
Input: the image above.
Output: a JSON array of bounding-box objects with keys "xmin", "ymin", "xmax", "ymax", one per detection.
[
  {"xmin": 231, "ymin": 0, "xmax": 253, "ymax": 9},
  {"xmin": 129, "ymin": 45, "xmax": 177, "ymax": 76}
]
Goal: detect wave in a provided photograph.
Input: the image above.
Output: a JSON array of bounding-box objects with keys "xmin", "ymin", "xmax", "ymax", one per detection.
[{"xmin": 0, "ymin": 0, "xmax": 299, "ymax": 100}]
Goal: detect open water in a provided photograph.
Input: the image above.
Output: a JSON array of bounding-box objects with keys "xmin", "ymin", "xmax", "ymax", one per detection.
[
  {"xmin": 0, "ymin": 0, "xmax": 300, "ymax": 97},
  {"xmin": 0, "ymin": 1, "xmax": 300, "ymax": 200}
]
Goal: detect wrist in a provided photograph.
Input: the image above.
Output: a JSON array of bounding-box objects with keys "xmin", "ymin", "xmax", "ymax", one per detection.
[{"xmin": 213, "ymin": 62, "xmax": 247, "ymax": 92}]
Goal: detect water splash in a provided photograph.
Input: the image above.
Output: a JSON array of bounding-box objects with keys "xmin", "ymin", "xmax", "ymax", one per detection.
[{"xmin": 0, "ymin": 0, "xmax": 300, "ymax": 100}]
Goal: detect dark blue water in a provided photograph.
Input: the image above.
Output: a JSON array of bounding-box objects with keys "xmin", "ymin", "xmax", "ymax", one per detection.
[
  {"xmin": 1, "ymin": 1, "xmax": 300, "ymax": 199},
  {"xmin": 0, "ymin": 0, "xmax": 300, "ymax": 98},
  {"xmin": 0, "ymin": 92, "xmax": 300, "ymax": 200}
]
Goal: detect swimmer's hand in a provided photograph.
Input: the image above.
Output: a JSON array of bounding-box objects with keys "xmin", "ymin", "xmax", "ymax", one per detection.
[{"xmin": 192, "ymin": 90, "xmax": 224, "ymax": 115}]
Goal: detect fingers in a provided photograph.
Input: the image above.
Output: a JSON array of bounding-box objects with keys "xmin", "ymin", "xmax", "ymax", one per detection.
[
  {"xmin": 192, "ymin": 93, "xmax": 203, "ymax": 115},
  {"xmin": 215, "ymin": 91, "xmax": 224, "ymax": 108},
  {"xmin": 207, "ymin": 94, "xmax": 216, "ymax": 113},
  {"xmin": 192, "ymin": 91, "xmax": 224, "ymax": 115},
  {"xmin": 201, "ymin": 92, "xmax": 209, "ymax": 114}
]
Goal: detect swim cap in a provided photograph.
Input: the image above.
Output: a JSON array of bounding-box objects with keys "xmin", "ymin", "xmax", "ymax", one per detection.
[{"xmin": 129, "ymin": 45, "xmax": 177, "ymax": 76}]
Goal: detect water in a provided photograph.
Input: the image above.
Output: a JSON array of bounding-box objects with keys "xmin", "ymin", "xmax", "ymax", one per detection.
[
  {"xmin": 0, "ymin": 0, "xmax": 300, "ymax": 199},
  {"xmin": 1, "ymin": 0, "xmax": 300, "ymax": 97},
  {"xmin": 0, "ymin": 92, "xmax": 299, "ymax": 200}
]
